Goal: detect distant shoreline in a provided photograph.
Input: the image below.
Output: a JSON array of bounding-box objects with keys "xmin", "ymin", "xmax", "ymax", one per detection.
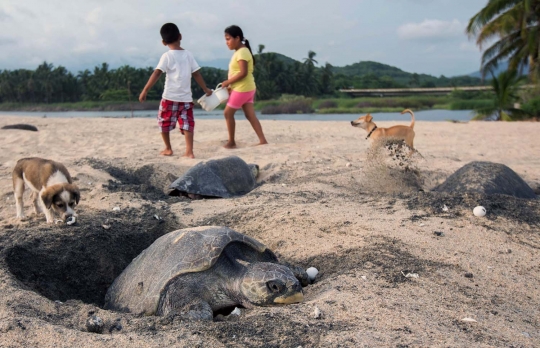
[
  {"xmin": 0, "ymin": 95, "xmax": 476, "ymax": 114},
  {"xmin": 0, "ymin": 101, "xmax": 161, "ymax": 112}
]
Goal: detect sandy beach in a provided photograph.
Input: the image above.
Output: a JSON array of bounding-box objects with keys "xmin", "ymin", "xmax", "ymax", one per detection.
[{"xmin": 0, "ymin": 115, "xmax": 539, "ymax": 347}]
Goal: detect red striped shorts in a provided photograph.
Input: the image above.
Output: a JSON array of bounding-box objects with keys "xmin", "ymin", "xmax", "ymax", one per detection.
[{"xmin": 157, "ymin": 99, "xmax": 194, "ymax": 134}]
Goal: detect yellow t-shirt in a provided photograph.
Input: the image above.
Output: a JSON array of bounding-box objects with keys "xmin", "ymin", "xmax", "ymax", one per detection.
[{"xmin": 228, "ymin": 47, "xmax": 256, "ymax": 92}]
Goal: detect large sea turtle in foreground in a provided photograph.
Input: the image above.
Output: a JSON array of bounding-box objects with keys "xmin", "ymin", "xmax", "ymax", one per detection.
[
  {"xmin": 104, "ymin": 226, "xmax": 305, "ymax": 320},
  {"xmin": 168, "ymin": 156, "xmax": 259, "ymax": 199}
]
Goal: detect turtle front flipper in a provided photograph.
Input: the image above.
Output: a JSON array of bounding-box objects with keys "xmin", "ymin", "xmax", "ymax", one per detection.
[{"xmin": 158, "ymin": 291, "xmax": 213, "ymax": 321}]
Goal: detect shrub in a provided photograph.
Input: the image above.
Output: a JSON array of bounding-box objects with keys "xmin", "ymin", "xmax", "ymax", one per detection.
[
  {"xmin": 420, "ymin": 99, "xmax": 436, "ymax": 108},
  {"xmin": 318, "ymin": 100, "xmax": 338, "ymax": 109},
  {"xmin": 449, "ymin": 100, "xmax": 493, "ymax": 110},
  {"xmin": 356, "ymin": 101, "xmax": 374, "ymax": 108},
  {"xmin": 260, "ymin": 105, "xmax": 281, "ymax": 114},
  {"xmin": 522, "ymin": 96, "xmax": 540, "ymax": 117},
  {"xmin": 99, "ymin": 89, "xmax": 132, "ymax": 101},
  {"xmin": 261, "ymin": 100, "xmax": 314, "ymax": 114}
]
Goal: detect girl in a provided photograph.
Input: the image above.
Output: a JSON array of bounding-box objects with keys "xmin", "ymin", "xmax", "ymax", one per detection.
[{"xmin": 221, "ymin": 25, "xmax": 268, "ymax": 148}]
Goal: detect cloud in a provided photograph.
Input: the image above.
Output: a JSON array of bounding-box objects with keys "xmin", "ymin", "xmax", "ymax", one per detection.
[
  {"xmin": 85, "ymin": 7, "xmax": 103, "ymax": 26},
  {"xmin": 397, "ymin": 19, "xmax": 464, "ymax": 40},
  {"xmin": 0, "ymin": 10, "xmax": 12, "ymax": 20},
  {"xmin": 0, "ymin": 37, "xmax": 16, "ymax": 45}
]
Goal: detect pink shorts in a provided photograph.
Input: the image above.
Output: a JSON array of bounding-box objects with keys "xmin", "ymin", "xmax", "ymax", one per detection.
[{"xmin": 227, "ymin": 90, "xmax": 256, "ymax": 109}]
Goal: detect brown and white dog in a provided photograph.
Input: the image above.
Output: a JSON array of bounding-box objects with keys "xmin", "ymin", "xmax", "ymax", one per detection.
[
  {"xmin": 12, "ymin": 158, "xmax": 80, "ymax": 223},
  {"xmin": 351, "ymin": 109, "xmax": 416, "ymax": 149}
]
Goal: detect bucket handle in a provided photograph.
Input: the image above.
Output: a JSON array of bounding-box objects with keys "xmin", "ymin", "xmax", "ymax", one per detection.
[{"xmin": 215, "ymin": 83, "xmax": 223, "ymax": 90}]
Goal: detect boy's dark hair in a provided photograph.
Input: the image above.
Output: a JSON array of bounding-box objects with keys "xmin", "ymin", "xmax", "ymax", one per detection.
[
  {"xmin": 224, "ymin": 25, "xmax": 255, "ymax": 65},
  {"xmin": 160, "ymin": 23, "xmax": 180, "ymax": 44}
]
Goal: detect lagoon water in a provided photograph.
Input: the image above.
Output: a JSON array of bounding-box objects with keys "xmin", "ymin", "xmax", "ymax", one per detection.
[{"xmin": 0, "ymin": 109, "xmax": 474, "ymax": 122}]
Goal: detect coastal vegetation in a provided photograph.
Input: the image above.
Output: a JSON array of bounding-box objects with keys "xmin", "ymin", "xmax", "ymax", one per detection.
[
  {"xmin": 0, "ymin": 51, "xmax": 489, "ymax": 112},
  {"xmin": 472, "ymin": 70, "xmax": 529, "ymax": 121},
  {"xmin": 466, "ymin": 0, "xmax": 540, "ymax": 81},
  {"xmin": 466, "ymin": 0, "xmax": 540, "ymax": 119}
]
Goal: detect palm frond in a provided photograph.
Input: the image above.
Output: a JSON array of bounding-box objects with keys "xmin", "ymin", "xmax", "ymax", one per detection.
[
  {"xmin": 475, "ymin": 4, "xmax": 524, "ymax": 47},
  {"xmin": 481, "ymin": 31, "xmax": 529, "ymax": 77},
  {"xmin": 466, "ymin": 0, "xmax": 523, "ymax": 36}
]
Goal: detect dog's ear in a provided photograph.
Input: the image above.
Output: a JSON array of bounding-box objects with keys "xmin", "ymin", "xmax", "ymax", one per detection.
[
  {"xmin": 40, "ymin": 188, "xmax": 56, "ymax": 210},
  {"xmin": 366, "ymin": 114, "xmax": 373, "ymax": 122},
  {"xmin": 63, "ymin": 183, "xmax": 80, "ymax": 204},
  {"xmin": 72, "ymin": 185, "xmax": 80, "ymax": 204}
]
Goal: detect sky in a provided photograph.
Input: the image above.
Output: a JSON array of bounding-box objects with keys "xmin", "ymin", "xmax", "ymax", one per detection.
[{"xmin": 0, "ymin": 0, "xmax": 489, "ymax": 77}]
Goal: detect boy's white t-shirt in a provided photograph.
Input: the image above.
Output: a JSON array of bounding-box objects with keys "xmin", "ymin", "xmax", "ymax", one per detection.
[{"xmin": 156, "ymin": 49, "xmax": 200, "ymax": 102}]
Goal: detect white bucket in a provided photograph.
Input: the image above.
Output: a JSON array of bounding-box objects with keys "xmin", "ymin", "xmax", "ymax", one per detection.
[
  {"xmin": 197, "ymin": 93, "xmax": 220, "ymax": 112},
  {"xmin": 214, "ymin": 83, "xmax": 229, "ymax": 102},
  {"xmin": 197, "ymin": 84, "xmax": 229, "ymax": 112}
]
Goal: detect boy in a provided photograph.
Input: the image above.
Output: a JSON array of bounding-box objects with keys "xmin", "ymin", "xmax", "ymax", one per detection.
[{"xmin": 139, "ymin": 23, "xmax": 211, "ymax": 158}]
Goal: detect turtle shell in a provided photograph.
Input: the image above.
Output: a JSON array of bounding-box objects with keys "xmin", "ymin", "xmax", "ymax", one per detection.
[
  {"xmin": 168, "ymin": 156, "xmax": 258, "ymax": 198},
  {"xmin": 104, "ymin": 226, "xmax": 277, "ymax": 315}
]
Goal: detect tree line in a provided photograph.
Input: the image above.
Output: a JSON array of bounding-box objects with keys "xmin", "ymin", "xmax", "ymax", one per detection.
[{"xmin": 0, "ymin": 49, "xmax": 491, "ymax": 104}]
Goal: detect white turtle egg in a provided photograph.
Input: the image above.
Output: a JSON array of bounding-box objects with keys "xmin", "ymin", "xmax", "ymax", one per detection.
[
  {"xmin": 473, "ymin": 206, "xmax": 486, "ymax": 217},
  {"xmin": 306, "ymin": 267, "xmax": 319, "ymax": 281}
]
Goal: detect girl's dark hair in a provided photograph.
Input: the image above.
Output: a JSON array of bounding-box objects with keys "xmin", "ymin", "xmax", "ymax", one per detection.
[
  {"xmin": 225, "ymin": 25, "xmax": 255, "ymax": 65},
  {"xmin": 160, "ymin": 23, "xmax": 180, "ymax": 44}
]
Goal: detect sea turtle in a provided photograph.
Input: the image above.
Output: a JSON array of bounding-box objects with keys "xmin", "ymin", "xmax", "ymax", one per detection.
[
  {"xmin": 104, "ymin": 226, "xmax": 305, "ymax": 320},
  {"xmin": 433, "ymin": 161, "xmax": 537, "ymax": 199},
  {"xmin": 168, "ymin": 156, "xmax": 259, "ymax": 199}
]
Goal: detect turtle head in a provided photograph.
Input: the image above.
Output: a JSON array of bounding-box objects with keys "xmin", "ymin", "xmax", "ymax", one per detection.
[
  {"xmin": 239, "ymin": 262, "xmax": 303, "ymax": 307},
  {"xmin": 248, "ymin": 164, "xmax": 259, "ymax": 179}
]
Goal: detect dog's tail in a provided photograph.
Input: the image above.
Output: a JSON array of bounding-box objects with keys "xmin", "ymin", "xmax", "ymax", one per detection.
[{"xmin": 401, "ymin": 109, "xmax": 415, "ymax": 129}]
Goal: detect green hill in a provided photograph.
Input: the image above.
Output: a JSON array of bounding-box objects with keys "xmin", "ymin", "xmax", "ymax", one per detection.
[
  {"xmin": 331, "ymin": 60, "xmax": 484, "ymax": 88},
  {"xmin": 253, "ymin": 57, "xmax": 485, "ymax": 88}
]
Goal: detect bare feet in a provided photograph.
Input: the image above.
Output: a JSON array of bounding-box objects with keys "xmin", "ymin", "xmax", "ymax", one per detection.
[
  {"xmin": 223, "ymin": 141, "xmax": 237, "ymax": 149},
  {"xmin": 251, "ymin": 141, "xmax": 268, "ymax": 147},
  {"xmin": 160, "ymin": 149, "xmax": 173, "ymax": 156},
  {"xmin": 182, "ymin": 153, "xmax": 195, "ymax": 159}
]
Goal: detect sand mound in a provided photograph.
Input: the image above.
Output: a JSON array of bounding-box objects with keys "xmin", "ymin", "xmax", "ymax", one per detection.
[{"xmin": 359, "ymin": 138, "xmax": 425, "ymax": 193}]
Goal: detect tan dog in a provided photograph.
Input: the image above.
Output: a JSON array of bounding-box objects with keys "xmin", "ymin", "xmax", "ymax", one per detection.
[
  {"xmin": 12, "ymin": 158, "xmax": 80, "ymax": 223},
  {"xmin": 350, "ymin": 109, "xmax": 416, "ymax": 149}
]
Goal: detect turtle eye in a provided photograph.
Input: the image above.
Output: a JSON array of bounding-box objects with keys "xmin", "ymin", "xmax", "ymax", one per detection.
[{"xmin": 266, "ymin": 280, "xmax": 284, "ymax": 293}]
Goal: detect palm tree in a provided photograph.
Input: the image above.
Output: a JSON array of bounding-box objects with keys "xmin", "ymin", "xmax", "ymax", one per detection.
[
  {"xmin": 466, "ymin": 0, "xmax": 540, "ymax": 81},
  {"xmin": 473, "ymin": 70, "xmax": 529, "ymax": 120},
  {"xmin": 303, "ymin": 50, "xmax": 318, "ymax": 67},
  {"xmin": 319, "ymin": 63, "xmax": 334, "ymax": 94}
]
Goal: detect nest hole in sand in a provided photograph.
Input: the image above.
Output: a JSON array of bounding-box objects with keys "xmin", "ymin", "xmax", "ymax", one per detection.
[
  {"xmin": 300, "ymin": 236, "xmax": 454, "ymax": 286},
  {"xmin": 5, "ymin": 206, "xmax": 181, "ymax": 307},
  {"xmin": 75, "ymin": 158, "xmax": 187, "ymax": 201}
]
